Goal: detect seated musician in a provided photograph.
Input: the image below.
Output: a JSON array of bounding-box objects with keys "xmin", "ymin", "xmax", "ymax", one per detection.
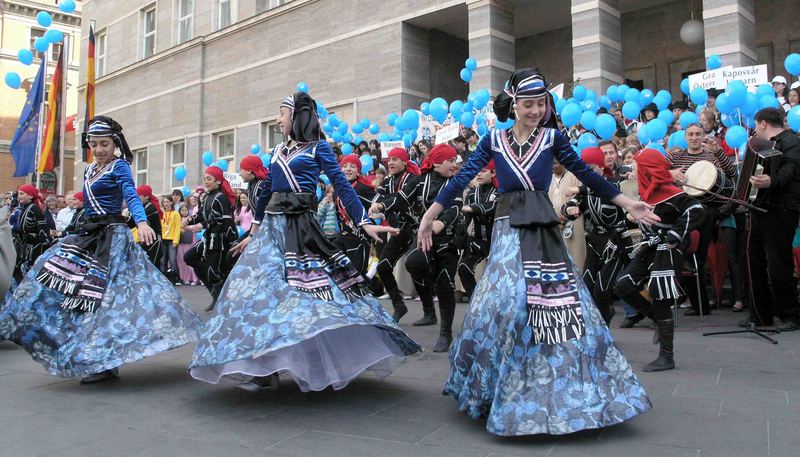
[{"xmin": 667, "ymin": 122, "xmax": 735, "ymax": 316}]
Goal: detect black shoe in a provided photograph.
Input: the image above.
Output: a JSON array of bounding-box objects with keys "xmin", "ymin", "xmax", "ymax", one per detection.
[
  {"xmin": 738, "ymin": 316, "xmax": 759, "ymax": 328},
  {"xmin": 432, "ymin": 334, "xmax": 453, "ymax": 353},
  {"xmin": 389, "ymin": 289, "xmax": 407, "ymax": 323},
  {"xmin": 412, "ymin": 314, "xmax": 437, "ymax": 326},
  {"xmin": 643, "ymin": 355, "xmax": 675, "ymax": 372},
  {"xmin": 619, "ymin": 314, "xmax": 645, "ymax": 329},
  {"xmin": 80, "ymin": 368, "xmax": 119, "ymax": 384},
  {"xmin": 778, "ymin": 319, "xmax": 800, "ymax": 332},
  {"xmin": 683, "ymin": 308, "xmax": 710, "ymax": 317},
  {"xmin": 643, "ymin": 319, "xmax": 675, "ymax": 372},
  {"xmin": 237, "ymin": 373, "xmax": 280, "ymax": 392},
  {"xmin": 204, "ymin": 300, "xmax": 217, "ymax": 313}
]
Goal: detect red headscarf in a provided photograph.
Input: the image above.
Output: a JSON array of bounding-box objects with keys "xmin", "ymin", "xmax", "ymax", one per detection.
[
  {"xmin": 580, "ymin": 147, "xmax": 606, "ymax": 169},
  {"xmin": 18, "ymin": 184, "xmax": 43, "ymax": 208},
  {"xmin": 420, "ymin": 144, "xmax": 457, "ymax": 174},
  {"xmin": 635, "ymin": 148, "xmax": 684, "ymax": 205},
  {"xmin": 136, "ymin": 184, "xmax": 163, "ymax": 217},
  {"xmin": 339, "ymin": 154, "xmax": 374, "ymax": 188},
  {"xmin": 204, "ymin": 166, "xmax": 236, "ymax": 205},
  {"xmin": 239, "ymin": 155, "xmax": 269, "ymax": 181},
  {"xmin": 387, "ymin": 148, "xmax": 420, "ymax": 175},
  {"xmin": 483, "ymin": 159, "xmax": 499, "ymax": 188},
  {"xmin": 72, "ymin": 192, "xmax": 84, "ymax": 203}
]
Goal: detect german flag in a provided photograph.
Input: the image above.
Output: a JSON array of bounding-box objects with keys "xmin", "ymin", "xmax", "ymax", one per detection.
[
  {"xmin": 83, "ymin": 25, "xmax": 96, "ymax": 163},
  {"xmin": 38, "ymin": 47, "xmax": 64, "ymax": 173}
]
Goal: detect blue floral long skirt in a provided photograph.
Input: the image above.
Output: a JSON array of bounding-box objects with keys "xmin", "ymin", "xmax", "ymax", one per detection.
[
  {"xmin": 0, "ymin": 225, "xmax": 203, "ymax": 378},
  {"xmin": 444, "ymin": 218, "xmax": 651, "ymax": 436},
  {"xmin": 189, "ymin": 214, "xmax": 421, "ymax": 392}
]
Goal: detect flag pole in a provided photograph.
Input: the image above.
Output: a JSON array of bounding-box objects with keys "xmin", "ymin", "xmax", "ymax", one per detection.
[
  {"xmin": 34, "ymin": 51, "xmax": 48, "ymax": 189},
  {"xmin": 56, "ymin": 34, "xmax": 70, "ymax": 195}
]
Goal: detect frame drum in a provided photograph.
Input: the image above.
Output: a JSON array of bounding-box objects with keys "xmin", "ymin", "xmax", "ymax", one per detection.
[{"xmin": 683, "ymin": 160, "xmax": 734, "ymax": 205}]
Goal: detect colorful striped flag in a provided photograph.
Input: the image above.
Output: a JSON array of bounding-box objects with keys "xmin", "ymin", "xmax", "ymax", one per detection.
[
  {"xmin": 83, "ymin": 25, "xmax": 96, "ymax": 163},
  {"xmin": 38, "ymin": 48, "xmax": 65, "ymax": 174}
]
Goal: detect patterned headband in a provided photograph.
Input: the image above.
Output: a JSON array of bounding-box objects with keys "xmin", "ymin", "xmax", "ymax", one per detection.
[
  {"xmin": 504, "ymin": 74, "xmax": 548, "ymax": 100},
  {"xmin": 86, "ymin": 120, "xmax": 117, "ymax": 137},
  {"xmin": 280, "ymin": 95, "xmax": 295, "ymax": 110}
]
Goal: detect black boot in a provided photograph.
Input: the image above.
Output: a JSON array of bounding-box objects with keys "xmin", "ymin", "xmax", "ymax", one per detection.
[
  {"xmin": 619, "ymin": 313, "xmax": 645, "ymax": 328},
  {"xmin": 643, "ymin": 319, "xmax": 675, "ymax": 372},
  {"xmin": 412, "ymin": 282, "xmax": 437, "ymax": 326},
  {"xmin": 389, "ymin": 288, "xmax": 407, "ymax": 323},
  {"xmin": 432, "ymin": 289, "xmax": 455, "ymax": 353}
]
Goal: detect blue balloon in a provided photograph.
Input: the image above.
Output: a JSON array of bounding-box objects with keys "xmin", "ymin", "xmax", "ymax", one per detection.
[
  {"xmin": 460, "ymin": 111, "xmax": 475, "ymax": 127},
  {"xmin": 360, "ymin": 155, "xmax": 373, "ymax": 174},
  {"xmin": 328, "ymin": 114, "xmax": 341, "ymax": 127},
  {"xmin": 351, "ymin": 123, "xmax": 364, "ymax": 134},
  {"xmin": 378, "ymin": 132, "xmax": 390, "ymax": 142},
  {"xmin": 460, "ymin": 68, "xmax": 472, "ymax": 83},
  {"xmin": 322, "ymin": 123, "xmax": 334, "ymax": 134},
  {"xmin": 640, "ymin": 89, "xmax": 655, "ymax": 105},
  {"xmin": 621, "ymin": 101, "xmax": 641, "ymax": 120},
  {"xmin": 474, "ymin": 89, "xmax": 491, "ymax": 109},
  {"xmin": 668, "ymin": 131, "xmax": 688, "ymax": 150},
  {"xmin": 45, "ymin": 29, "xmax": 63, "ymax": 43},
  {"xmin": 463, "ymin": 101, "xmax": 473, "ymax": 113},
  {"xmin": 725, "ymin": 125, "xmax": 748, "ymax": 149},
  {"xmin": 369, "ymin": 123, "xmax": 380, "ymax": 134},
  {"xmin": 391, "ymin": 133, "xmax": 401, "ymax": 141},
  {"xmin": 788, "ymin": 107, "xmax": 800, "ymax": 132},
  {"xmin": 59, "ymin": 0, "xmax": 76, "ymax": 13},
  {"xmin": 449, "ymin": 100, "xmax": 464, "ymax": 120},
  {"xmin": 585, "ymin": 90, "xmax": 597, "ymax": 103},
  {"xmin": 402, "ymin": 109, "xmax": 419, "ymax": 130},
  {"xmin": 477, "ymin": 124, "xmax": 488, "ymax": 136},
  {"xmin": 606, "ymin": 85, "xmax": 619, "ymax": 102},
  {"xmin": 34, "ymin": 37, "xmax": 49, "ymax": 53},
  {"xmin": 742, "ymin": 92, "xmax": 758, "ymax": 115},
  {"xmin": 4, "ymin": 72, "xmax": 21, "ymax": 89},
  {"xmin": 341, "ymin": 143, "xmax": 353, "ymax": 155},
  {"xmin": 343, "ymin": 133, "xmax": 353, "ymax": 143},
  {"xmin": 181, "ymin": 186, "xmax": 191, "ymax": 198},
  {"xmin": 680, "ymin": 78, "xmax": 690, "ymax": 96},
  {"xmin": 296, "ymin": 82, "xmax": 309, "ymax": 93},
  {"xmin": 657, "ymin": 109, "xmax": 675, "ymax": 126},
  {"xmin": 594, "ymin": 113, "xmax": 616, "ymax": 140},
  {"xmin": 707, "ymin": 54, "xmax": 722, "ymax": 70},
  {"xmin": 394, "ymin": 116, "xmax": 407, "ymax": 132},
  {"xmin": 599, "ymin": 95, "xmax": 611, "ymax": 110},
  {"xmin": 617, "ymin": 84, "xmax": 630, "ymax": 96},
  {"xmin": 725, "ymin": 80, "xmax": 747, "ymax": 107},
  {"xmin": 577, "ymin": 132, "xmax": 598, "ymax": 152},
  {"xmin": 202, "ymin": 151, "xmax": 214, "ymax": 166},
  {"xmin": 561, "ymin": 103, "xmax": 582, "ymax": 127},
  {"xmin": 36, "ymin": 11, "xmax": 52, "ymax": 27},
  {"xmin": 742, "ymin": 114, "xmax": 755, "ymax": 129},
  {"xmin": 679, "ymin": 111, "xmax": 699, "ymax": 129},
  {"xmin": 430, "ymin": 97, "xmax": 449, "ymax": 123},
  {"xmin": 754, "ymin": 83, "xmax": 772, "ymax": 100},
  {"xmin": 758, "ymin": 95, "xmax": 779, "ymax": 110},
  {"xmin": 250, "ymin": 144, "xmax": 261, "ymax": 154},
  {"xmin": 259, "ymin": 153, "xmax": 272, "ymax": 167},
  {"xmin": 402, "ymin": 133, "xmax": 414, "ymax": 147},
  {"xmin": 695, "ymin": 104, "xmax": 706, "ymax": 116},
  {"xmin": 215, "ymin": 159, "xmax": 229, "ymax": 172},
  {"xmin": 573, "ymin": 85, "xmax": 587, "ymax": 101},
  {"xmin": 715, "ymin": 92, "xmax": 732, "ymax": 114},
  {"xmin": 360, "ymin": 118, "xmax": 370, "ymax": 129},
  {"xmin": 353, "ymin": 136, "xmax": 364, "ymax": 145},
  {"xmin": 496, "ymin": 118, "xmax": 515, "ymax": 129},
  {"xmin": 580, "ymin": 111, "xmax": 597, "ymax": 131},
  {"xmin": 467, "ymin": 93, "xmax": 477, "ymax": 105},
  {"xmin": 555, "ymin": 98, "xmax": 568, "ymax": 115},
  {"xmin": 465, "ymin": 57, "xmax": 477, "ymax": 71},
  {"xmin": 331, "ymin": 132, "xmax": 343, "ymax": 143},
  {"xmin": 338, "ymin": 122, "xmax": 349, "ymax": 134},
  {"xmin": 637, "ymin": 125, "xmax": 649, "ymax": 144},
  {"xmin": 624, "ymin": 88, "xmax": 640, "ymax": 103},
  {"xmin": 690, "ymin": 87, "xmax": 708, "ymax": 106},
  {"xmin": 174, "ymin": 166, "xmax": 187, "ymax": 181},
  {"xmin": 319, "ymin": 174, "xmax": 330, "ymax": 185},
  {"xmin": 720, "ymin": 111, "xmax": 740, "ymax": 128},
  {"xmin": 17, "ymin": 49, "xmax": 33, "ymax": 65},
  {"xmin": 656, "ymin": 89, "xmax": 672, "ymax": 105},
  {"xmin": 646, "ymin": 119, "xmax": 668, "ymax": 141},
  {"xmin": 387, "ymin": 113, "xmax": 398, "ymax": 126},
  {"xmin": 646, "ymin": 142, "xmax": 666, "ymax": 155},
  {"xmin": 581, "ymin": 99, "xmax": 598, "ymax": 113},
  {"xmin": 785, "ymin": 53, "xmax": 800, "ymax": 76}
]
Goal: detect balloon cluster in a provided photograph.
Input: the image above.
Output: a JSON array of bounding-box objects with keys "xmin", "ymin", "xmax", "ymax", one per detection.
[
  {"xmin": 5, "ymin": 7, "xmax": 74, "ymax": 89},
  {"xmin": 460, "ymin": 57, "xmax": 477, "ymax": 83}
]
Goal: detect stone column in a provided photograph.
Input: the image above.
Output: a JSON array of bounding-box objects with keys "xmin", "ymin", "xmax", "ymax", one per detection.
[
  {"xmin": 702, "ymin": 0, "xmax": 756, "ymax": 67},
  {"xmin": 467, "ymin": 0, "xmax": 514, "ymax": 95},
  {"xmin": 570, "ymin": 0, "xmax": 623, "ymax": 93}
]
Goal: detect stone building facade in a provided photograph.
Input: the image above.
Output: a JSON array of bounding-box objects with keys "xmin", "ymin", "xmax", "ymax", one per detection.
[{"xmin": 74, "ymin": 0, "xmax": 799, "ymax": 193}]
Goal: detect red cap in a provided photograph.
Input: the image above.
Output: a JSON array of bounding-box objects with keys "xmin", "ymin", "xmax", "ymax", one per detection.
[
  {"xmin": 420, "ymin": 144, "xmax": 457, "ymax": 174},
  {"xmin": 72, "ymin": 192, "xmax": 84, "ymax": 203},
  {"xmin": 239, "ymin": 155, "xmax": 268, "ymax": 181},
  {"xmin": 580, "ymin": 147, "xmax": 605, "ymax": 169}
]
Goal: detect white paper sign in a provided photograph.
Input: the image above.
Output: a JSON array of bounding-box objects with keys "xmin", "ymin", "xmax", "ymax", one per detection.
[
  {"xmin": 435, "ymin": 122, "xmax": 461, "ymax": 145},
  {"xmin": 380, "ymin": 141, "xmax": 404, "ymax": 152},
  {"xmin": 224, "ymin": 172, "xmax": 246, "ymax": 189},
  {"xmin": 688, "ymin": 65, "xmax": 768, "ymax": 90}
]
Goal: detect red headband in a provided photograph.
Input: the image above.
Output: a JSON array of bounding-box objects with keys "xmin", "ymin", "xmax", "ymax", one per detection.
[
  {"xmin": 205, "ymin": 166, "xmax": 236, "ymax": 205},
  {"xmin": 72, "ymin": 192, "xmax": 84, "ymax": 203},
  {"xmin": 634, "ymin": 148, "xmax": 684, "ymax": 205},
  {"xmin": 420, "ymin": 144, "xmax": 457, "ymax": 174},
  {"xmin": 136, "ymin": 184, "xmax": 163, "ymax": 217},
  {"xmin": 388, "ymin": 148, "xmax": 421, "ymax": 175},
  {"xmin": 339, "ymin": 154, "xmax": 375, "ymax": 188},
  {"xmin": 483, "ymin": 159, "xmax": 498, "ymax": 188},
  {"xmin": 239, "ymin": 155, "xmax": 268, "ymax": 181},
  {"xmin": 580, "ymin": 147, "xmax": 606, "ymax": 169},
  {"xmin": 18, "ymin": 185, "xmax": 43, "ymax": 208}
]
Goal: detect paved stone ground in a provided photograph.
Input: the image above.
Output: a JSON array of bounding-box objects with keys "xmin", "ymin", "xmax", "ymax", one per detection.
[{"xmin": 1, "ymin": 286, "xmax": 799, "ymax": 457}]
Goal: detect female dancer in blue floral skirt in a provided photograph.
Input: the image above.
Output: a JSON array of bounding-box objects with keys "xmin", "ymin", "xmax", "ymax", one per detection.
[
  {"xmin": 189, "ymin": 92, "xmax": 420, "ymax": 392},
  {"xmin": 0, "ymin": 117, "xmax": 203, "ymax": 384},
  {"xmin": 417, "ymin": 69, "xmax": 659, "ymax": 436}
]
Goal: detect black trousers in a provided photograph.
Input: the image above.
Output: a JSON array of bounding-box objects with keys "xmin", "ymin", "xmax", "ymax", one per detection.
[
  {"xmin": 582, "ymin": 232, "xmax": 615, "ymax": 322},
  {"xmin": 686, "ymin": 206, "xmax": 716, "ymax": 313},
  {"xmin": 457, "ymin": 238, "xmax": 489, "ymax": 299},
  {"xmin": 141, "ymin": 236, "xmax": 163, "ymax": 269},
  {"xmin": 746, "ymin": 208, "xmax": 800, "ymax": 325},
  {"xmin": 376, "ymin": 225, "xmax": 414, "ymax": 294},
  {"xmin": 720, "ymin": 212, "xmax": 748, "ymax": 304},
  {"xmin": 333, "ymin": 233, "xmax": 370, "ymax": 276},
  {"xmin": 183, "ymin": 242, "xmax": 232, "ymax": 300},
  {"xmin": 405, "ymin": 243, "xmax": 460, "ymax": 332},
  {"xmin": 616, "ymin": 248, "xmax": 680, "ymax": 321}
]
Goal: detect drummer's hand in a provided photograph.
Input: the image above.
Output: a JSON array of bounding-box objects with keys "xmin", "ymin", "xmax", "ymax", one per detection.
[
  {"xmin": 670, "ymin": 169, "xmax": 686, "ymax": 185},
  {"xmin": 137, "ymin": 222, "xmax": 156, "ymax": 245},
  {"xmin": 750, "ymin": 174, "xmax": 771, "ymax": 189},
  {"xmin": 566, "ymin": 207, "xmax": 580, "ymax": 217},
  {"xmin": 461, "ymin": 206, "xmax": 473, "ymax": 214},
  {"xmin": 363, "ymin": 223, "xmax": 399, "ymax": 242}
]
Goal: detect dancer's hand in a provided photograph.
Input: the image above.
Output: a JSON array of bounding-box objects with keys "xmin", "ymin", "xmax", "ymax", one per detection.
[
  {"xmin": 368, "ymin": 202, "xmax": 384, "ymax": 216},
  {"xmin": 230, "ymin": 225, "xmax": 257, "ymax": 256},
  {"xmin": 137, "ymin": 222, "xmax": 157, "ymax": 245},
  {"xmin": 363, "ymin": 224, "xmax": 399, "ymax": 242},
  {"xmin": 417, "ymin": 202, "xmax": 445, "ymax": 252},
  {"xmin": 622, "ymin": 198, "xmax": 660, "ymax": 226},
  {"xmin": 432, "ymin": 220, "xmax": 445, "ymax": 234}
]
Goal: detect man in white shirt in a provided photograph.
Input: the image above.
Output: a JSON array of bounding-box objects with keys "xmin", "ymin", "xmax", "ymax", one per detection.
[{"xmin": 54, "ymin": 194, "xmax": 76, "ymax": 232}]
